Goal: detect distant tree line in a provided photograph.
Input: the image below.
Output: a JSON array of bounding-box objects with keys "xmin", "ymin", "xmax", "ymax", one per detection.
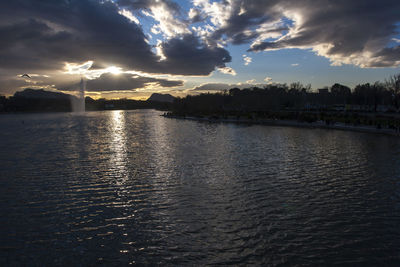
[
  {"xmin": 1, "ymin": 74, "xmax": 400, "ymax": 116},
  {"xmin": 172, "ymin": 73, "xmax": 400, "ymax": 116},
  {"xmin": 85, "ymin": 97, "xmax": 172, "ymax": 111},
  {"xmin": 0, "ymin": 90, "xmax": 173, "ymax": 113}
]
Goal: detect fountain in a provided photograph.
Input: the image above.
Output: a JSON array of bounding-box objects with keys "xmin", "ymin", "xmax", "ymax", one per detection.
[{"xmin": 71, "ymin": 77, "xmax": 85, "ymax": 112}]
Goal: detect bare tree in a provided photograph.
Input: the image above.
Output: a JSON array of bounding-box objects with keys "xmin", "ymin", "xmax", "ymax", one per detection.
[
  {"xmin": 385, "ymin": 73, "xmax": 400, "ymax": 94},
  {"xmin": 385, "ymin": 73, "xmax": 400, "ymax": 108}
]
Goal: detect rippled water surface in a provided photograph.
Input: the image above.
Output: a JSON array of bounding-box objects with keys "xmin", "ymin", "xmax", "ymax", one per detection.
[{"xmin": 1, "ymin": 110, "xmax": 400, "ymax": 265}]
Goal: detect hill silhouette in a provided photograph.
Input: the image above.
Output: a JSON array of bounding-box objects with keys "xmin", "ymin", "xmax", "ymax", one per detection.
[
  {"xmin": 14, "ymin": 88, "xmax": 76, "ymax": 100},
  {"xmin": 147, "ymin": 93, "xmax": 175, "ymax": 103},
  {"xmin": 0, "ymin": 88, "xmax": 173, "ymax": 112}
]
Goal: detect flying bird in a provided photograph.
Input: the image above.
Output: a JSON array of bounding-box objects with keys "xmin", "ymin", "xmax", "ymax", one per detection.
[{"xmin": 21, "ymin": 74, "xmax": 31, "ymax": 79}]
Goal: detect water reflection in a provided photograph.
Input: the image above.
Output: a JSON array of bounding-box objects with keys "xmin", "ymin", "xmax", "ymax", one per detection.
[
  {"xmin": 108, "ymin": 110, "xmax": 128, "ymax": 184},
  {"xmin": 1, "ymin": 110, "xmax": 400, "ymax": 265}
]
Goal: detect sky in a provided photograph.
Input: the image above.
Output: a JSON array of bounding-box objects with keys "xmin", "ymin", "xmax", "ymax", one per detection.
[{"xmin": 0, "ymin": 0, "xmax": 399, "ymax": 100}]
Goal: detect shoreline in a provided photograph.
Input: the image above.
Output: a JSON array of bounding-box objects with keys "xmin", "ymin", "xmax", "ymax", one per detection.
[{"xmin": 162, "ymin": 114, "xmax": 400, "ymax": 137}]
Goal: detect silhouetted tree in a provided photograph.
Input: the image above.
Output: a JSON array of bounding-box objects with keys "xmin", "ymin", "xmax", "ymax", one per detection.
[
  {"xmin": 385, "ymin": 73, "xmax": 400, "ymax": 108},
  {"xmin": 331, "ymin": 83, "xmax": 351, "ymax": 105}
]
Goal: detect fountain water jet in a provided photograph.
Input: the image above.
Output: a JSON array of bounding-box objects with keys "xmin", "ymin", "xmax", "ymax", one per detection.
[{"xmin": 71, "ymin": 77, "xmax": 86, "ymax": 112}]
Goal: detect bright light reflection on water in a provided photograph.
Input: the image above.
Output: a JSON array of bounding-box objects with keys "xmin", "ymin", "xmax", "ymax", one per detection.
[
  {"xmin": 1, "ymin": 110, "xmax": 400, "ymax": 265},
  {"xmin": 109, "ymin": 110, "xmax": 128, "ymax": 184}
]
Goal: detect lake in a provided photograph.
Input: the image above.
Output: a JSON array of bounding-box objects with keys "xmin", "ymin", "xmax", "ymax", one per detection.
[{"xmin": 1, "ymin": 109, "xmax": 400, "ymax": 265}]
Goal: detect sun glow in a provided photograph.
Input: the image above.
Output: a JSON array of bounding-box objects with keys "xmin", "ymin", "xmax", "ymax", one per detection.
[
  {"xmin": 64, "ymin": 61, "xmax": 93, "ymax": 75},
  {"xmin": 105, "ymin": 66, "xmax": 123, "ymax": 75}
]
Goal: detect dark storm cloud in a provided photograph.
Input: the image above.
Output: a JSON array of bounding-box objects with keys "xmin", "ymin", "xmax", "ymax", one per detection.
[
  {"xmin": 114, "ymin": 0, "xmax": 232, "ymax": 74},
  {"xmin": 194, "ymin": 0, "xmax": 283, "ymax": 45},
  {"xmin": 262, "ymin": 0, "xmax": 400, "ymax": 67},
  {"xmin": 60, "ymin": 73, "xmax": 183, "ymax": 92},
  {"xmin": 196, "ymin": 0, "xmax": 400, "ymax": 67},
  {"xmin": 0, "ymin": 0, "xmax": 157, "ymax": 71},
  {"xmin": 158, "ymin": 34, "xmax": 231, "ymax": 75},
  {"xmin": 212, "ymin": 1, "xmax": 281, "ymax": 45},
  {"xmin": 0, "ymin": 19, "xmax": 75, "ymax": 70},
  {"xmin": 0, "ymin": 0, "xmax": 231, "ymax": 75},
  {"xmin": 374, "ymin": 46, "xmax": 400, "ymax": 67}
]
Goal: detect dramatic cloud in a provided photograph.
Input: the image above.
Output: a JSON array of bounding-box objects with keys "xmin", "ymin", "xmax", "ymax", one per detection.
[
  {"xmin": 118, "ymin": 9, "xmax": 140, "ymax": 24},
  {"xmin": 60, "ymin": 73, "xmax": 183, "ymax": 92},
  {"xmin": 117, "ymin": 0, "xmax": 190, "ymax": 38},
  {"xmin": 188, "ymin": 8, "xmax": 203, "ymax": 23},
  {"xmin": 1, "ymin": 0, "xmax": 399, "ymax": 96},
  {"xmin": 0, "ymin": 0, "xmax": 159, "ymax": 72},
  {"xmin": 192, "ymin": 0, "xmax": 283, "ymax": 45},
  {"xmin": 0, "ymin": 0, "xmax": 231, "ymax": 76},
  {"xmin": 157, "ymin": 34, "xmax": 232, "ymax": 75},
  {"xmin": 193, "ymin": 0, "xmax": 400, "ymax": 68}
]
